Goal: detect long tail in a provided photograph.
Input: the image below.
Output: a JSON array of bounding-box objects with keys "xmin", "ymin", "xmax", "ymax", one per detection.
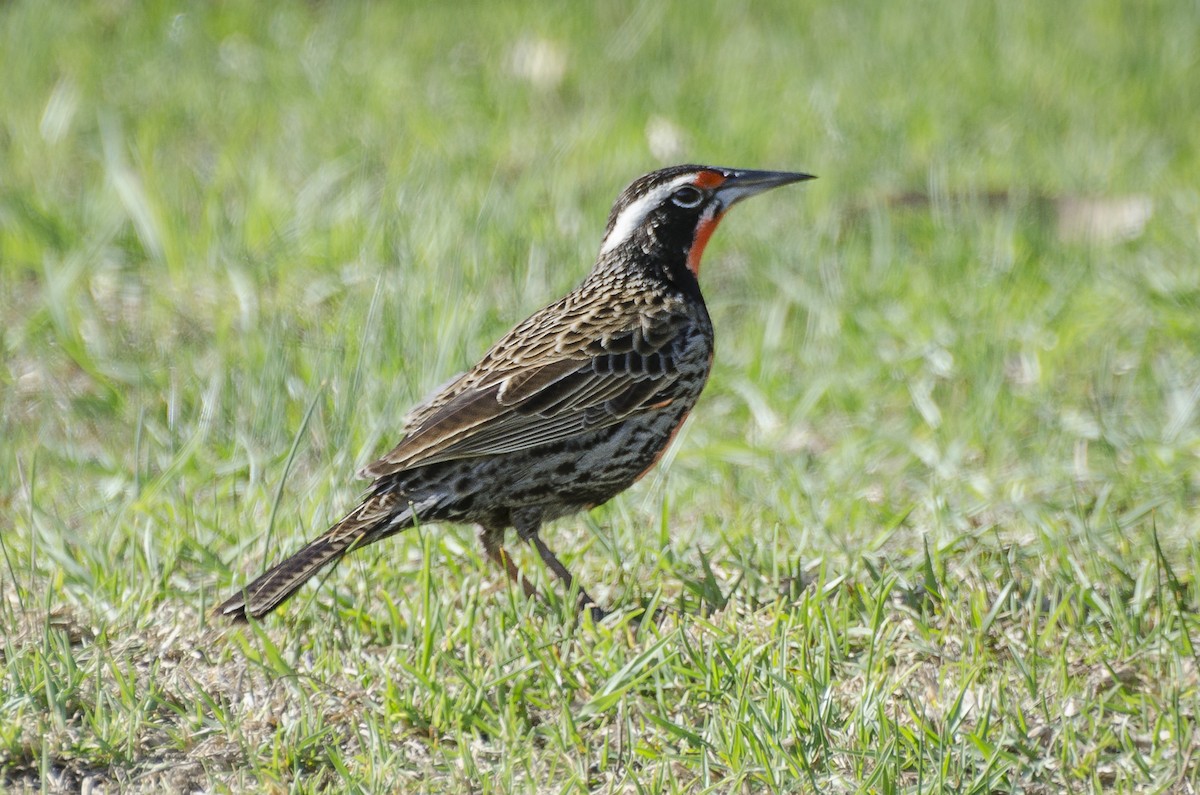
[
  {"xmin": 217, "ymin": 532, "xmax": 359, "ymax": 621},
  {"xmin": 217, "ymin": 491, "xmax": 422, "ymax": 621}
]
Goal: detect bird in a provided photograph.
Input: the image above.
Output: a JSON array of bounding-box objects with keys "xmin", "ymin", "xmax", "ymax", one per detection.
[{"xmin": 218, "ymin": 164, "xmax": 813, "ymax": 622}]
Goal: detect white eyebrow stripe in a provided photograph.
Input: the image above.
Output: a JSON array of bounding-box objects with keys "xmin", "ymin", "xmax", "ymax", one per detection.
[{"xmin": 599, "ymin": 175, "xmax": 695, "ymax": 256}]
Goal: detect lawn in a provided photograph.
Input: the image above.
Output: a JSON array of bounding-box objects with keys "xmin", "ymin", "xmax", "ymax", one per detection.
[{"xmin": 2, "ymin": 1, "xmax": 1199, "ymax": 792}]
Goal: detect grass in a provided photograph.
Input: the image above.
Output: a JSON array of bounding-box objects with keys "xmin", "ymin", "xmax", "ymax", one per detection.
[{"xmin": 2, "ymin": 0, "xmax": 1199, "ymax": 791}]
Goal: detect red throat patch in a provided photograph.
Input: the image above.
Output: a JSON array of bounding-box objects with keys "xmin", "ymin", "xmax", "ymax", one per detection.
[{"xmin": 687, "ymin": 212, "xmax": 723, "ymax": 277}]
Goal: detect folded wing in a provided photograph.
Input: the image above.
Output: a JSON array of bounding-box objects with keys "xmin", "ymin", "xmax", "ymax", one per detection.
[{"xmin": 359, "ymin": 310, "xmax": 689, "ymax": 479}]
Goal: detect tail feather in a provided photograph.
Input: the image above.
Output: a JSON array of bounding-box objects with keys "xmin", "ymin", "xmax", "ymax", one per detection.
[
  {"xmin": 218, "ymin": 491, "xmax": 428, "ymax": 621},
  {"xmin": 217, "ymin": 531, "xmax": 359, "ymax": 621}
]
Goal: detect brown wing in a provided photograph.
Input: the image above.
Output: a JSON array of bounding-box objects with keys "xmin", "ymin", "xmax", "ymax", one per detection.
[{"xmin": 358, "ymin": 308, "xmax": 691, "ymax": 479}]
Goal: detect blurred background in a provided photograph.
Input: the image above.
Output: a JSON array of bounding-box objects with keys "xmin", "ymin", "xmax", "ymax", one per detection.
[
  {"xmin": 2, "ymin": 0, "xmax": 1199, "ymax": 789},
  {"xmin": 4, "ymin": 0, "xmax": 1196, "ymax": 579}
]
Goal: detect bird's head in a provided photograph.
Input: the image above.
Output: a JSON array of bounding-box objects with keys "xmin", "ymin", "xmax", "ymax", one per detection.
[{"xmin": 596, "ymin": 164, "xmax": 814, "ymax": 287}]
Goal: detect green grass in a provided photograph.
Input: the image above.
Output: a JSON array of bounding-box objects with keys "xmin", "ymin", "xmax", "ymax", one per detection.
[{"xmin": 3, "ymin": 0, "xmax": 1199, "ymax": 791}]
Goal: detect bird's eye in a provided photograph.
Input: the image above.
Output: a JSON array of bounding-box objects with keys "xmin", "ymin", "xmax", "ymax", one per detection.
[{"xmin": 670, "ymin": 186, "xmax": 705, "ymax": 208}]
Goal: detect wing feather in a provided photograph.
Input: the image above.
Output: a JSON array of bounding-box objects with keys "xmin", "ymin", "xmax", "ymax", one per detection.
[{"xmin": 358, "ymin": 307, "xmax": 691, "ymax": 479}]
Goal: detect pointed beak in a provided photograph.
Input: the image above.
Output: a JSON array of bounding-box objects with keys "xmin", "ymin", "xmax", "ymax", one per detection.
[{"xmin": 714, "ymin": 169, "xmax": 815, "ymax": 209}]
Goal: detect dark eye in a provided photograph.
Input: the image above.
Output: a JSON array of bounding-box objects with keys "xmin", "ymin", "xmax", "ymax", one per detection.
[{"xmin": 670, "ymin": 186, "xmax": 704, "ymax": 208}]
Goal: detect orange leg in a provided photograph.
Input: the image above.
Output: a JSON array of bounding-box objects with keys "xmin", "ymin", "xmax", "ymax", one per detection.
[{"xmin": 479, "ymin": 527, "xmax": 539, "ymax": 600}]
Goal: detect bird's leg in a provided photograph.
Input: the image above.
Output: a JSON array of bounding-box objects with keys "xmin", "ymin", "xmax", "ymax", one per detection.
[
  {"xmin": 478, "ymin": 526, "xmax": 539, "ymax": 600},
  {"xmin": 528, "ymin": 533, "xmax": 607, "ymax": 621},
  {"xmin": 510, "ymin": 509, "xmax": 607, "ymax": 621}
]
